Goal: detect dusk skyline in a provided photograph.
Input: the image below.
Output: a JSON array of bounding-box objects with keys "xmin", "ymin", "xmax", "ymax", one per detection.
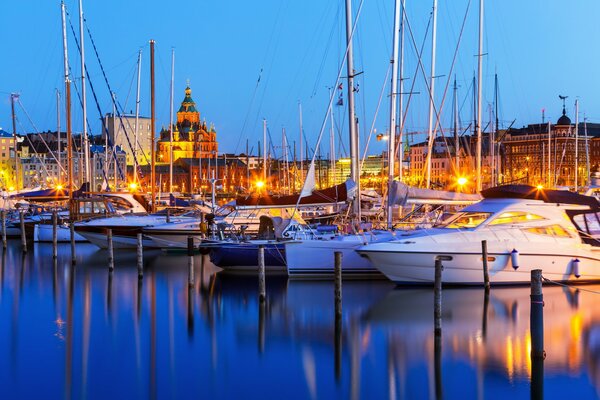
[{"xmin": 2, "ymin": 0, "xmax": 599, "ymax": 157}]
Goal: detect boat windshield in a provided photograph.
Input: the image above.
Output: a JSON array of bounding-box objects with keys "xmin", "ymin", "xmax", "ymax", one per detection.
[{"xmin": 434, "ymin": 211, "xmax": 493, "ymax": 229}]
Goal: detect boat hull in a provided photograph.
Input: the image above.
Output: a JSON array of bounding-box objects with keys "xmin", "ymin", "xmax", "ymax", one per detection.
[
  {"xmin": 209, "ymin": 241, "xmax": 286, "ymax": 272},
  {"xmin": 359, "ymin": 244, "xmax": 600, "ymax": 284},
  {"xmin": 285, "ymin": 232, "xmax": 394, "ymax": 277},
  {"xmin": 34, "ymin": 224, "xmax": 87, "ymax": 243}
]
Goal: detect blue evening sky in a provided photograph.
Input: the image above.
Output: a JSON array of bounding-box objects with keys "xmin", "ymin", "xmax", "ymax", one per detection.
[{"xmin": 1, "ymin": 1, "xmax": 599, "ymax": 157}]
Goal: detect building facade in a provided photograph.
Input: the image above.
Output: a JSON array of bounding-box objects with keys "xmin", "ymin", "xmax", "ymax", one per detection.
[
  {"xmin": 157, "ymin": 86, "xmax": 218, "ymax": 164},
  {"xmin": 103, "ymin": 114, "xmax": 152, "ymax": 167}
]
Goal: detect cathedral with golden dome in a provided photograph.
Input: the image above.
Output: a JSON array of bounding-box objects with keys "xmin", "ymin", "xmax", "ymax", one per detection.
[{"xmin": 157, "ymin": 85, "xmax": 218, "ymax": 163}]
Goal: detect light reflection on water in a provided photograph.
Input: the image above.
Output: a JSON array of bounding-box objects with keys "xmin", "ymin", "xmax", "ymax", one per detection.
[{"xmin": 0, "ymin": 240, "xmax": 599, "ymax": 398}]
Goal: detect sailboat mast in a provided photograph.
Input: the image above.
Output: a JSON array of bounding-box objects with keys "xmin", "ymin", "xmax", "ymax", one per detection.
[
  {"xmin": 453, "ymin": 76, "xmax": 459, "ymax": 174},
  {"xmin": 262, "ymin": 119, "xmax": 267, "ymax": 183},
  {"xmin": 476, "ymin": 0, "xmax": 484, "ymax": 192},
  {"xmin": 574, "ymin": 99, "xmax": 579, "ymax": 191},
  {"xmin": 585, "ymin": 116, "xmax": 590, "ymax": 187},
  {"xmin": 150, "ymin": 39, "xmax": 156, "ymax": 212},
  {"xmin": 425, "ymin": 0, "xmax": 438, "ymax": 189},
  {"xmin": 345, "ymin": 0, "xmax": 361, "ymax": 219},
  {"xmin": 78, "ymin": 0, "xmax": 91, "ymax": 186},
  {"xmin": 398, "ymin": 0, "xmax": 405, "ymax": 181},
  {"xmin": 57, "ymin": 89, "xmax": 61, "ymax": 184},
  {"xmin": 298, "ymin": 102, "xmax": 304, "ymax": 182},
  {"xmin": 169, "ymin": 48, "xmax": 174, "ymax": 193},
  {"xmin": 387, "ymin": 0, "xmax": 401, "ymax": 229},
  {"xmin": 133, "ymin": 49, "xmax": 142, "ymax": 185},
  {"xmin": 329, "ymin": 89, "xmax": 336, "ymax": 186},
  {"xmin": 10, "ymin": 94, "xmax": 18, "ymax": 190},
  {"xmin": 61, "ymin": 1, "xmax": 73, "ymax": 202},
  {"xmin": 493, "ymin": 73, "xmax": 499, "ymax": 187},
  {"xmin": 547, "ymin": 121, "xmax": 551, "ymax": 187}
]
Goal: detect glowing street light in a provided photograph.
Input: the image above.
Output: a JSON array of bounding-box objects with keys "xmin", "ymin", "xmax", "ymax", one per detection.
[
  {"xmin": 255, "ymin": 180, "xmax": 265, "ymax": 189},
  {"xmin": 457, "ymin": 177, "xmax": 468, "ymax": 186},
  {"xmin": 128, "ymin": 182, "xmax": 138, "ymax": 192}
]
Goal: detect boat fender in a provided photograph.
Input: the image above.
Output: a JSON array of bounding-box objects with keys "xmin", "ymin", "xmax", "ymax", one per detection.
[
  {"xmin": 572, "ymin": 258, "xmax": 581, "ymax": 278},
  {"xmin": 510, "ymin": 249, "xmax": 519, "ymax": 270}
]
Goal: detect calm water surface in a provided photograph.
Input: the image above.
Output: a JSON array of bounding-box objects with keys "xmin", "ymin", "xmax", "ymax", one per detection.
[{"xmin": 0, "ymin": 240, "xmax": 599, "ymax": 399}]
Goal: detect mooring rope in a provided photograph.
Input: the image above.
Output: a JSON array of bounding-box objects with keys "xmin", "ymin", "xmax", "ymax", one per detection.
[{"xmin": 541, "ymin": 276, "xmax": 600, "ymax": 295}]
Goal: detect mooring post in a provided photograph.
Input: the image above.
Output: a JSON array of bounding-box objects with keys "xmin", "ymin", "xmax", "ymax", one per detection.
[
  {"xmin": 187, "ymin": 236, "xmax": 194, "ymax": 287},
  {"xmin": 334, "ymin": 251, "xmax": 343, "ymax": 316},
  {"xmin": 434, "ymin": 258, "xmax": 443, "ymax": 336},
  {"xmin": 166, "ymin": 208, "xmax": 171, "ymax": 223},
  {"xmin": 137, "ymin": 233, "xmax": 143, "ymax": 278},
  {"xmin": 530, "ymin": 269, "xmax": 544, "ymax": 357},
  {"xmin": 530, "ymin": 269, "xmax": 545, "ymax": 400},
  {"xmin": 19, "ymin": 210, "xmax": 27, "ymax": 253},
  {"xmin": 258, "ymin": 244, "xmax": 266, "ymax": 302},
  {"xmin": 334, "ymin": 251, "xmax": 343, "ymax": 381},
  {"xmin": 52, "ymin": 210, "xmax": 58, "ymax": 259},
  {"xmin": 482, "ymin": 240, "xmax": 490, "ymax": 289},
  {"xmin": 69, "ymin": 223, "xmax": 76, "ymax": 265},
  {"xmin": 1, "ymin": 210, "xmax": 6, "ymax": 249},
  {"xmin": 107, "ymin": 229, "xmax": 114, "ymax": 271}
]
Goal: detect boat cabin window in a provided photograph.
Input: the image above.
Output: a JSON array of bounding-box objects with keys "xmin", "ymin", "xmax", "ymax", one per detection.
[
  {"xmin": 572, "ymin": 213, "xmax": 600, "ymax": 236},
  {"xmin": 436, "ymin": 212, "xmax": 492, "ymax": 229},
  {"xmin": 488, "ymin": 211, "xmax": 546, "ymax": 226},
  {"xmin": 525, "ymin": 225, "xmax": 572, "ymax": 238}
]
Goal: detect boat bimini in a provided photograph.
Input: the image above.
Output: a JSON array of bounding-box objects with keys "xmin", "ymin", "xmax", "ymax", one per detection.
[{"xmin": 357, "ymin": 185, "xmax": 600, "ymax": 285}]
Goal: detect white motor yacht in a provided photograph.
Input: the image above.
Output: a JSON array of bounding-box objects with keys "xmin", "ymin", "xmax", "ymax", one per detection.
[{"xmin": 358, "ymin": 185, "xmax": 600, "ymax": 285}]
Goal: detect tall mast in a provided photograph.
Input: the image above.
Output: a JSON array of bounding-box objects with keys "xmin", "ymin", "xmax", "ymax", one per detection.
[
  {"xmin": 262, "ymin": 119, "xmax": 267, "ymax": 183},
  {"xmin": 329, "ymin": 89, "xmax": 336, "ymax": 186},
  {"xmin": 476, "ymin": 0, "xmax": 484, "ymax": 192},
  {"xmin": 168, "ymin": 49, "xmax": 175, "ymax": 193},
  {"xmin": 56, "ymin": 89, "xmax": 61, "ymax": 184},
  {"xmin": 386, "ymin": 0, "xmax": 401, "ymax": 229},
  {"xmin": 453, "ymin": 76, "xmax": 459, "ymax": 174},
  {"xmin": 585, "ymin": 116, "xmax": 590, "ymax": 188},
  {"xmin": 298, "ymin": 102, "xmax": 304, "ymax": 183},
  {"xmin": 112, "ymin": 93, "xmax": 117, "ymax": 190},
  {"xmin": 133, "ymin": 49, "xmax": 142, "ymax": 185},
  {"xmin": 10, "ymin": 94, "xmax": 18, "ymax": 190},
  {"xmin": 425, "ymin": 0, "xmax": 438, "ymax": 189},
  {"xmin": 246, "ymin": 139, "xmax": 250, "ymax": 190},
  {"xmin": 78, "ymin": 0, "xmax": 91, "ymax": 186},
  {"xmin": 547, "ymin": 121, "xmax": 551, "ymax": 187},
  {"xmin": 150, "ymin": 40, "xmax": 156, "ymax": 212},
  {"xmin": 493, "ymin": 73, "xmax": 499, "ymax": 187},
  {"xmin": 61, "ymin": 1, "xmax": 73, "ymax": 203},
  {"xmin": 397, "ymin": 0, "xmax": 406, "ymax": 181},
  {"xmin": 574, "ymin": 99, "xmax": 579, "ymax": 191},
  {"xmin": 345, "ymin": 0, "xmax": 361, "ymax": 219}
]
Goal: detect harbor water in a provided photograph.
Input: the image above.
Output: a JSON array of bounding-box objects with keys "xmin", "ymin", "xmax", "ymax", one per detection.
[{"xmin": 1, "ymin": 240, "xmax": 600, "ymax": 399}]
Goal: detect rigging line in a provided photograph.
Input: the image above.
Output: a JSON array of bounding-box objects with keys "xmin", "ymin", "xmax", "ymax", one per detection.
[
  {"xmin": 402, "ymin": 1, "xmax": 470, "ymax": 183},
  {"xmin": 15, "ymin": 98, "xmax": 66, "ymax": 174},
  {"xmin": 424, "ymin": 0, "xmax": 473, "ymax": 176},
  {"xmin": 360, "ymin": 63, "xmax": 391, "ymax": 172},
  {"xmin": 83, "ymin": 18, "xmax": 140, "ymax": 181},
  {"xmin": 291, "ymin": 0, "xmax": 366, "ymax": 219},
  {"xmin": 67, "ymin": 16, "xmax": 115, "ymax": 184},
  {"xmin": 234, "ymin": 68, "xmax": 263, "ymax": 154},
  {"xmin": 542, "ymin": 277, "xmax": 600, "ymax": 295},
  {"xmin": 15, "ymin": 119, "xmax": 54, "ymax": 180}
]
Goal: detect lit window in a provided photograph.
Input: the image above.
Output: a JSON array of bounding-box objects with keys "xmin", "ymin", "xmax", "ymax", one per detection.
[{"xmin": 488, "ymin": 212, "xmax": 545, "ymax": 225}]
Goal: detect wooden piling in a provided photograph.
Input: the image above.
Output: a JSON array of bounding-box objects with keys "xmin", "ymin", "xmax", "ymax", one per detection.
[
  {"xmin": 107, "ymin": 229, "xmax": 114, "ymax": 271},
  {"xmin": 1, "ymin": 210, "xmax": 6, "ymax": 249},
  {"xmin": 19, "ymin": 210, "xmax": 27, "ymax": 253},
  {"xmin": 69, "ymin": 223, "xmax": 76, "ymax": 265},
  {"xmin": 187, "ymin": 236, "xmax": 194, "ymax": 287},
  {"xmin": 482, "ymin": 240, "xmax": 490, "ymax": 289},
  {"xmin": 334, "ymin": 251, "xmax": 343, "ymax": 316},
  {"xmin": 530, "ymin": 269, "xmax": 544, "ymax": 358},
  {"xmin": 434, "ymin": 258, "xmax": 443, "ymax": 336},
  {"xmin": 52, "ymin": 210, "xmax": 58, "ymax": 259},
  {"xmin": 166, "ymin": 208, "xmax": 171, "ymax": 223},
  {"xmin": 530, "ymin": 269, "xmax": 545, "ymax": 400},
  {"xmin": 258, "ymin": 245, "xmax": 266, "ymax": 302},
  {"xmin": 137, "ymin": 233, "xmax": 143, "ymax": 278}
]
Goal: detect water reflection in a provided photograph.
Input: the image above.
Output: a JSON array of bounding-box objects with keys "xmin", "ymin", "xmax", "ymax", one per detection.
[{"xmin": 1, "ymin": 240, "xmax": 600, "ymax": 398}]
